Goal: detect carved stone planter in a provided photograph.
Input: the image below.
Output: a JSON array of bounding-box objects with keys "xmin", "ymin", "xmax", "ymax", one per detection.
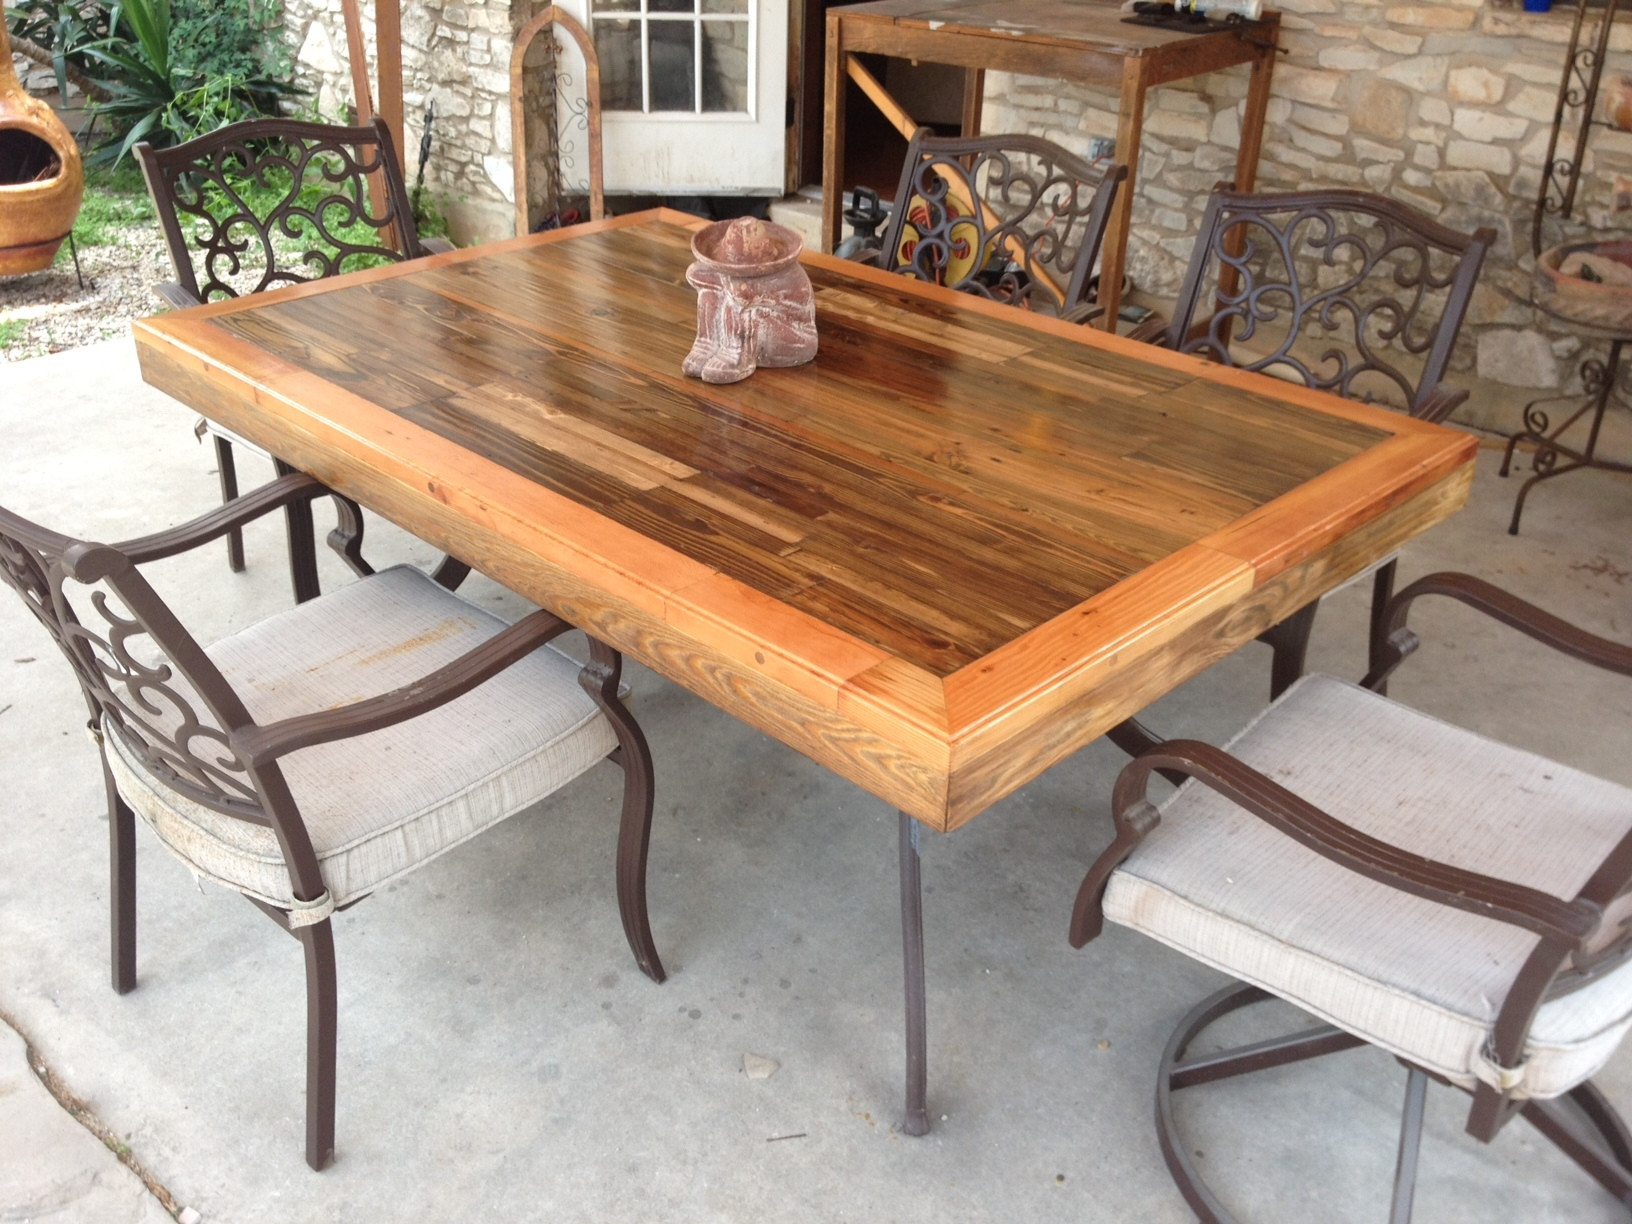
[
  {"xmin": 683, "ymin": 218, "xmax": 817, "ymax": 385},
  {"xmin": 0, "ymin": 8, "xmax": 84, "ymax": 276}
]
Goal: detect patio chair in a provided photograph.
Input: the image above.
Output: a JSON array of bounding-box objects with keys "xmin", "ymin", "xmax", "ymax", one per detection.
[
  {"xmin": 0, "ymin": 473, "xmax": 663, "ymax": 1170},
  {"xmin": 1142, "ymin": 187, "xmax": 1494, "ymax": 699},
  {"xmin": 135, "ymin": 117, "xmax": 467, "ymax": 592},
  {"xmin": 859, "ymin": 129, "xmax": 1126, "ymax": 323},
  {"xmin": 1073, "ymin": 572, "xmax": 1632, "ymax": 1222}
]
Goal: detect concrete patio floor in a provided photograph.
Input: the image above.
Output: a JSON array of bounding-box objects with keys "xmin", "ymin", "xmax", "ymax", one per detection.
[{"xmin": 2, "ymin": 338, "xmax": 1629, "ymax": 1222}]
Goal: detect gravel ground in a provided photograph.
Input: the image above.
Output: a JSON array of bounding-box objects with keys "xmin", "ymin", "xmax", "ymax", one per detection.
[{"xmin": 1, "ymin": 221, "xmax": 171, "ymax": 361}]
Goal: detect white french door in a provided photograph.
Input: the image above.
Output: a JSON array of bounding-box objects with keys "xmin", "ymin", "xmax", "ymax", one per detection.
[{"xmin": 562, "ymin": 0, "xmax": 787, "ymax": 194}]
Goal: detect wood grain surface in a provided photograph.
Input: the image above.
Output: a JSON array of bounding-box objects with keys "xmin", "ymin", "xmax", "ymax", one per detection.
[{"xmin": 134, "ymin": 210, "xmax": 1475, "ymax": 830}]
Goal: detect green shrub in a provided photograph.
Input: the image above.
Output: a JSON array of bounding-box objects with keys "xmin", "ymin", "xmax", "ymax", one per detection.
[{"xmin": 68, "ymin": 0, "xmax": 299, "ymax": 165}]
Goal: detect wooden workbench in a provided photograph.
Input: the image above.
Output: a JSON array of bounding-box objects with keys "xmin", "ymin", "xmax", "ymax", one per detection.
[{"xmin": 821, "ymin": 0, "xmax": 1280, "ymax": 327}]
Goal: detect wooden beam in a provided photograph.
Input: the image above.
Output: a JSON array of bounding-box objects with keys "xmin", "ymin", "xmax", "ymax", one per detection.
[{"xmin": 375, "ymin": 0, "xmax": 404, "ymax": 165}]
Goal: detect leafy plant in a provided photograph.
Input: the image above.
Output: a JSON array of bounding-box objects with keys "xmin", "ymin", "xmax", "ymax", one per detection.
[
  {"xmin": 4, "ymin": 0, "xmax": 113, "ymax": 101},
  {"xmin": 76, "ymin": 0, "xmax": 299, "ymax": 166},
  {"xmin": 0, "ymin": 319, "xmax": 25, "ymax": 351}
]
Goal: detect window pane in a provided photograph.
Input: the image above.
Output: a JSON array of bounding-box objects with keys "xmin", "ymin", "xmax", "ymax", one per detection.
[
  {"xmin": 701, "ymin": 22, "xmax": 749, "ymax": 112},
  {"xmin": 702, "ymin": 0, "xmax": 747, "ymax": 12},
  {"xmin": 590, "ymin": 0, "xmax": 639, "ymax": 11},
  {"xmin": 648, "ymin": 21, "xmax": 695, "ymax": 111},
  {"xmin": 594, "ymin": 20, "xmax": 643, "ymax": 111},
  {"xmin": 650, "ymin": 0, "xmax": 695, "ymax": 10}
]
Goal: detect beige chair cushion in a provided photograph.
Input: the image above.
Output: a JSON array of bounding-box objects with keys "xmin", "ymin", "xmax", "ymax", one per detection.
[
  {"xmin": 104, "ymin": 565, "xmax": 618, "ymax": 912},
  {"xmin": 1104, "ymin": 674, "xmax": 1632, "ymax": 1100}
]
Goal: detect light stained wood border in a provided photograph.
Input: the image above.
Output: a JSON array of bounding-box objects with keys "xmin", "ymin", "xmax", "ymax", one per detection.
[{"xmin": 133, "ymin": 212, "xmax": 1477, "ymax": 831}]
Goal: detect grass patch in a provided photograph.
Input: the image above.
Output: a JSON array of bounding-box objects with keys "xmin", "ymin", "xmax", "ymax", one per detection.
[
  {"xmin": 0, "ymin": 319, "xmax": 25, "ymax": 350},
  {"xmin": 73, "ymin": 163, "xmax": 156, "ymax": 248}
]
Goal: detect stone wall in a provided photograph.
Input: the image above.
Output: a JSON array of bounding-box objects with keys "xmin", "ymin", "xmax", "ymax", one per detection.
[
  {"xmin": 281, "ymin": 0, "xmax": 523, "ymax": 243},
  {"xmin": 981, "ymin": 0, "xmax": 1632, "ymax": 392}
]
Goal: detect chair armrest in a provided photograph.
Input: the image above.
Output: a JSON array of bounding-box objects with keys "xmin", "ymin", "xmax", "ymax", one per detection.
[
  {"xmin": 1124, "ymin": 312, "xmax": 1170, "ymax": 345},
  {"xmin": 1059, "ymin": 301, "xmax": 1108, "ymax": 326},
  {"xmin": 1364, "ymin": 572, "xmax": 1632, "ymax": 691},
  {"xmin": 232, "ymin": 607, "xmax": 577, "ymax": 766},
  {"xmin": 1070, "ymin": 738, "xmax": 1601, "ymax": 951},
  {"xmin": 112, "ymin": 473, "xmax": 334, "ymax": 565},
  {"xmin": 1411, "ymin": 382, "xmax": 1468, "ymax": 424},
  {"xmin": 420, "ymin": 236, "xmax": 456, "ymax": 256},
  {"xmin": 153, "ymin": 281, "xmax": 203, "ymax": 310}
]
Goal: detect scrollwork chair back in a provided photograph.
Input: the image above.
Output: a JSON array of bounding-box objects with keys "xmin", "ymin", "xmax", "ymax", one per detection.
[
  {"xmin": 136, "ymin": 117, "xmax": 424, "ymax": 304},
  {"xmin": 0, "ymin": 508, "xmax": 310, "ymax": 854},
  {"xmin": 1163, "ymin": 187, "xmax": 1494, "ymax": 421},
  {"xmin": 878, "ymin": 129, "xmax": 1126, "ymax": 321}
]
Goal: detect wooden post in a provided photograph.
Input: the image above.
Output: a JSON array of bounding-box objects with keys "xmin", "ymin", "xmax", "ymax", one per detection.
[{"xmin": 375, "ymin": 0, "xmax": 404, "ymax": 164}]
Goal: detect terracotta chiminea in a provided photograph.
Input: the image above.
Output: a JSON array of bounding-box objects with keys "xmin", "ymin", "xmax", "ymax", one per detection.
[{"xmin": 0, "ymin": 4, "xmax": 84, "ymax": 276}]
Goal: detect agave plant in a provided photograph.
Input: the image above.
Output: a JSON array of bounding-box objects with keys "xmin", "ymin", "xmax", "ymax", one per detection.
[{"xmin": 79, "ymin": 0, "xmax": 293, "ymax": 165}]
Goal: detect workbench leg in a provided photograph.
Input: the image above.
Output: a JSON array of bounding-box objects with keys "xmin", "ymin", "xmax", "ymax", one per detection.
[
  {"xmin": 1101, "ymin": 60, "xmax": 1148, "ymax": 330},
  {"xmin": 1234, "ymin": 36, "xmax": 1276, "ymax": 195},
  {"xmin": 899, "ymin": 809, "xmax": 930, "ymax": 1137},
  {"xmin": 1213, "ymin": 32, "xmax": 1279, "ymax": 343},
  {"xmin": 961, "ymin": 67, "xmax": 985, "ymax": 138},
  {"xmin": 821, "ymin": 14, "xmax": 846, "ymax": 254}
]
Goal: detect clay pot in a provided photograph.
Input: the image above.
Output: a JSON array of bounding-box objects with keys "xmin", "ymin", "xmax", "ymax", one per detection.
[
  {"xmin": 1610, "ymin": 74, "xmax": 1632, "ymax": 133},
  {"xmin": 0, "ymin": 8, "xmax": 85, "ymax": 276},
  {"xmin": 683, "ymin": 218, "xmax": 818, "ymax": 384},
  {"xmin": 1534, "ymin": 241, "xmax": 1632, "ymax": 333}
]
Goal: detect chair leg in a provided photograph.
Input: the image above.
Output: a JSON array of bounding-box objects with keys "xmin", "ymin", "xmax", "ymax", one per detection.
[
  {"xmin": 1367, "ymin": 559, "xmax": 1399, "ymax": 696},
  {"xmin": 297, "ymin": 919, "xmax": 338, "ymax": 1171},
  {"xmin": 1390, "ymin": 1065, "xmax": 1428, "ymax": 1224},
  {"xmin": 326, "ymin": 495, "xmax": 373, "ymax": 579},
  {"xmin": 1156, "ymin": 983, "xmax": 1366, "ymax": 1224},
  {"xmin": 214, "ymin": 435, "xmax": 245, "ymax": 573},
  {"xmin": 1259, "ymin": 600, "xmax": 1320, "ymax": 701},
  {"xmin": 103, "ymin": 757, "xmax": 137, "ymax": 995},
  {"xmin": 273, "ymin": 459, "xmax": 321, "ymax": 604},
  {"xmin": 580, "ymin": 639, "xmax": 665, "ymax": 983},
  {"xmin": 1521, "ymin": 1083, "xmax": 1632, "ymax": 1207},
  {"xmin": 429, "ymin": 556, "xmax": 472, "ymax": 591}
]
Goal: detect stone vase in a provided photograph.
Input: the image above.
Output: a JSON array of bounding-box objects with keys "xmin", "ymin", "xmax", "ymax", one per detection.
[
  {"xmin": 0, "ymin": 6, "xmax": 85, "ymax": 276},
  {"xmin": 683, "ymin": 217, "xmax": 818, "ymax": 385}
]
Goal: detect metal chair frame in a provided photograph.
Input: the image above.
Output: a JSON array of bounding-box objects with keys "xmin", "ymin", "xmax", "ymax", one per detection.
[
  {"xmin": 1150, "ymin": 187, "xmax": 1494, "ymax": 702},
  {"xmin": 872, "ymin": 129, "xmax": 1126, "ymax": 323},
  {"xmin": 1077, "ymin": 572, "xmax": 1632, "ymax": 1222},
  {"xmin": 134, "ymin": 117, "xmax": 468, "ymax": 594},
  {"xmin": 0, "ymin": 473, "xmax": 662, "ymax": 1171}
]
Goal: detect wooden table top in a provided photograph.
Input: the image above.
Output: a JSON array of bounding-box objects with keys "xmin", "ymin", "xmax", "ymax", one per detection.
[
  {"xmin": 829, "ymin": 0, "xmax": 1274, "ymax": 59},
  {"xmin": 134, "ymin": 210, "xmax": 1476, "ymax": 831}
]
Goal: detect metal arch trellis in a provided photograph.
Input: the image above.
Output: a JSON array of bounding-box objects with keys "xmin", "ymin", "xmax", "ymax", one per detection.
[
  {"xmin": 509, "ymin": 4, "xmax": 605, "ymax": 236},
  {"xmin": 1532, "ymin": 0, "xmax": 1626, "ymax": 258}
]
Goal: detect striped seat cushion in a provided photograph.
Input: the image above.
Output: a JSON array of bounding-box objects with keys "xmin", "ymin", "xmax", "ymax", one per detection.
[
  {"xmin": 104, "ymin": 565, "xmax": 619, "ymax": 911},
  {"xmin": 1105, "ymin": 674, "xmax": 1632, "ymax": 1100}
]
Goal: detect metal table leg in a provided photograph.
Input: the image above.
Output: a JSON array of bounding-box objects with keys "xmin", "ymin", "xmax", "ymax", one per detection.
[
  {"xmin": 898, "ymin": 809, "xmax": 930, "ymax": 1136},
  {"xmin": 1500, "ymin": 337, "xmax": 1632, "ymax": 535}
]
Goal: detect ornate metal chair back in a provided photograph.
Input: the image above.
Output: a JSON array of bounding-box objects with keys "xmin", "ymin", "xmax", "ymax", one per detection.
[
  {"xmin": 877, "ymin": 129, "xmax": 1125, "ymax": 318},
  {"xmin": 0, "ymin": 505, "xmax": 304, "ymax": 844},
  {"xmin": 136, "ymin": 116, "xmax": 423, "ymax": 302},
  {"xmin": 1163, "ymin": 187, "xmax": 1494, "ymax": 419}
]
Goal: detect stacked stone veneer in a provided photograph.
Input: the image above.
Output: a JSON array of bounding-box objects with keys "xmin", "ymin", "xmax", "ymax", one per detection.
[
  {"xmin": 283, "ymin": 0, "xmax": 1632, "ymax": 391},
  {"xmin": 282, "ymin": 0, "xmax": 527, "ymax": 243},
  {"xmin": 982, "ymin": 0, "xmax": 1632, "ymax": 391}
]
